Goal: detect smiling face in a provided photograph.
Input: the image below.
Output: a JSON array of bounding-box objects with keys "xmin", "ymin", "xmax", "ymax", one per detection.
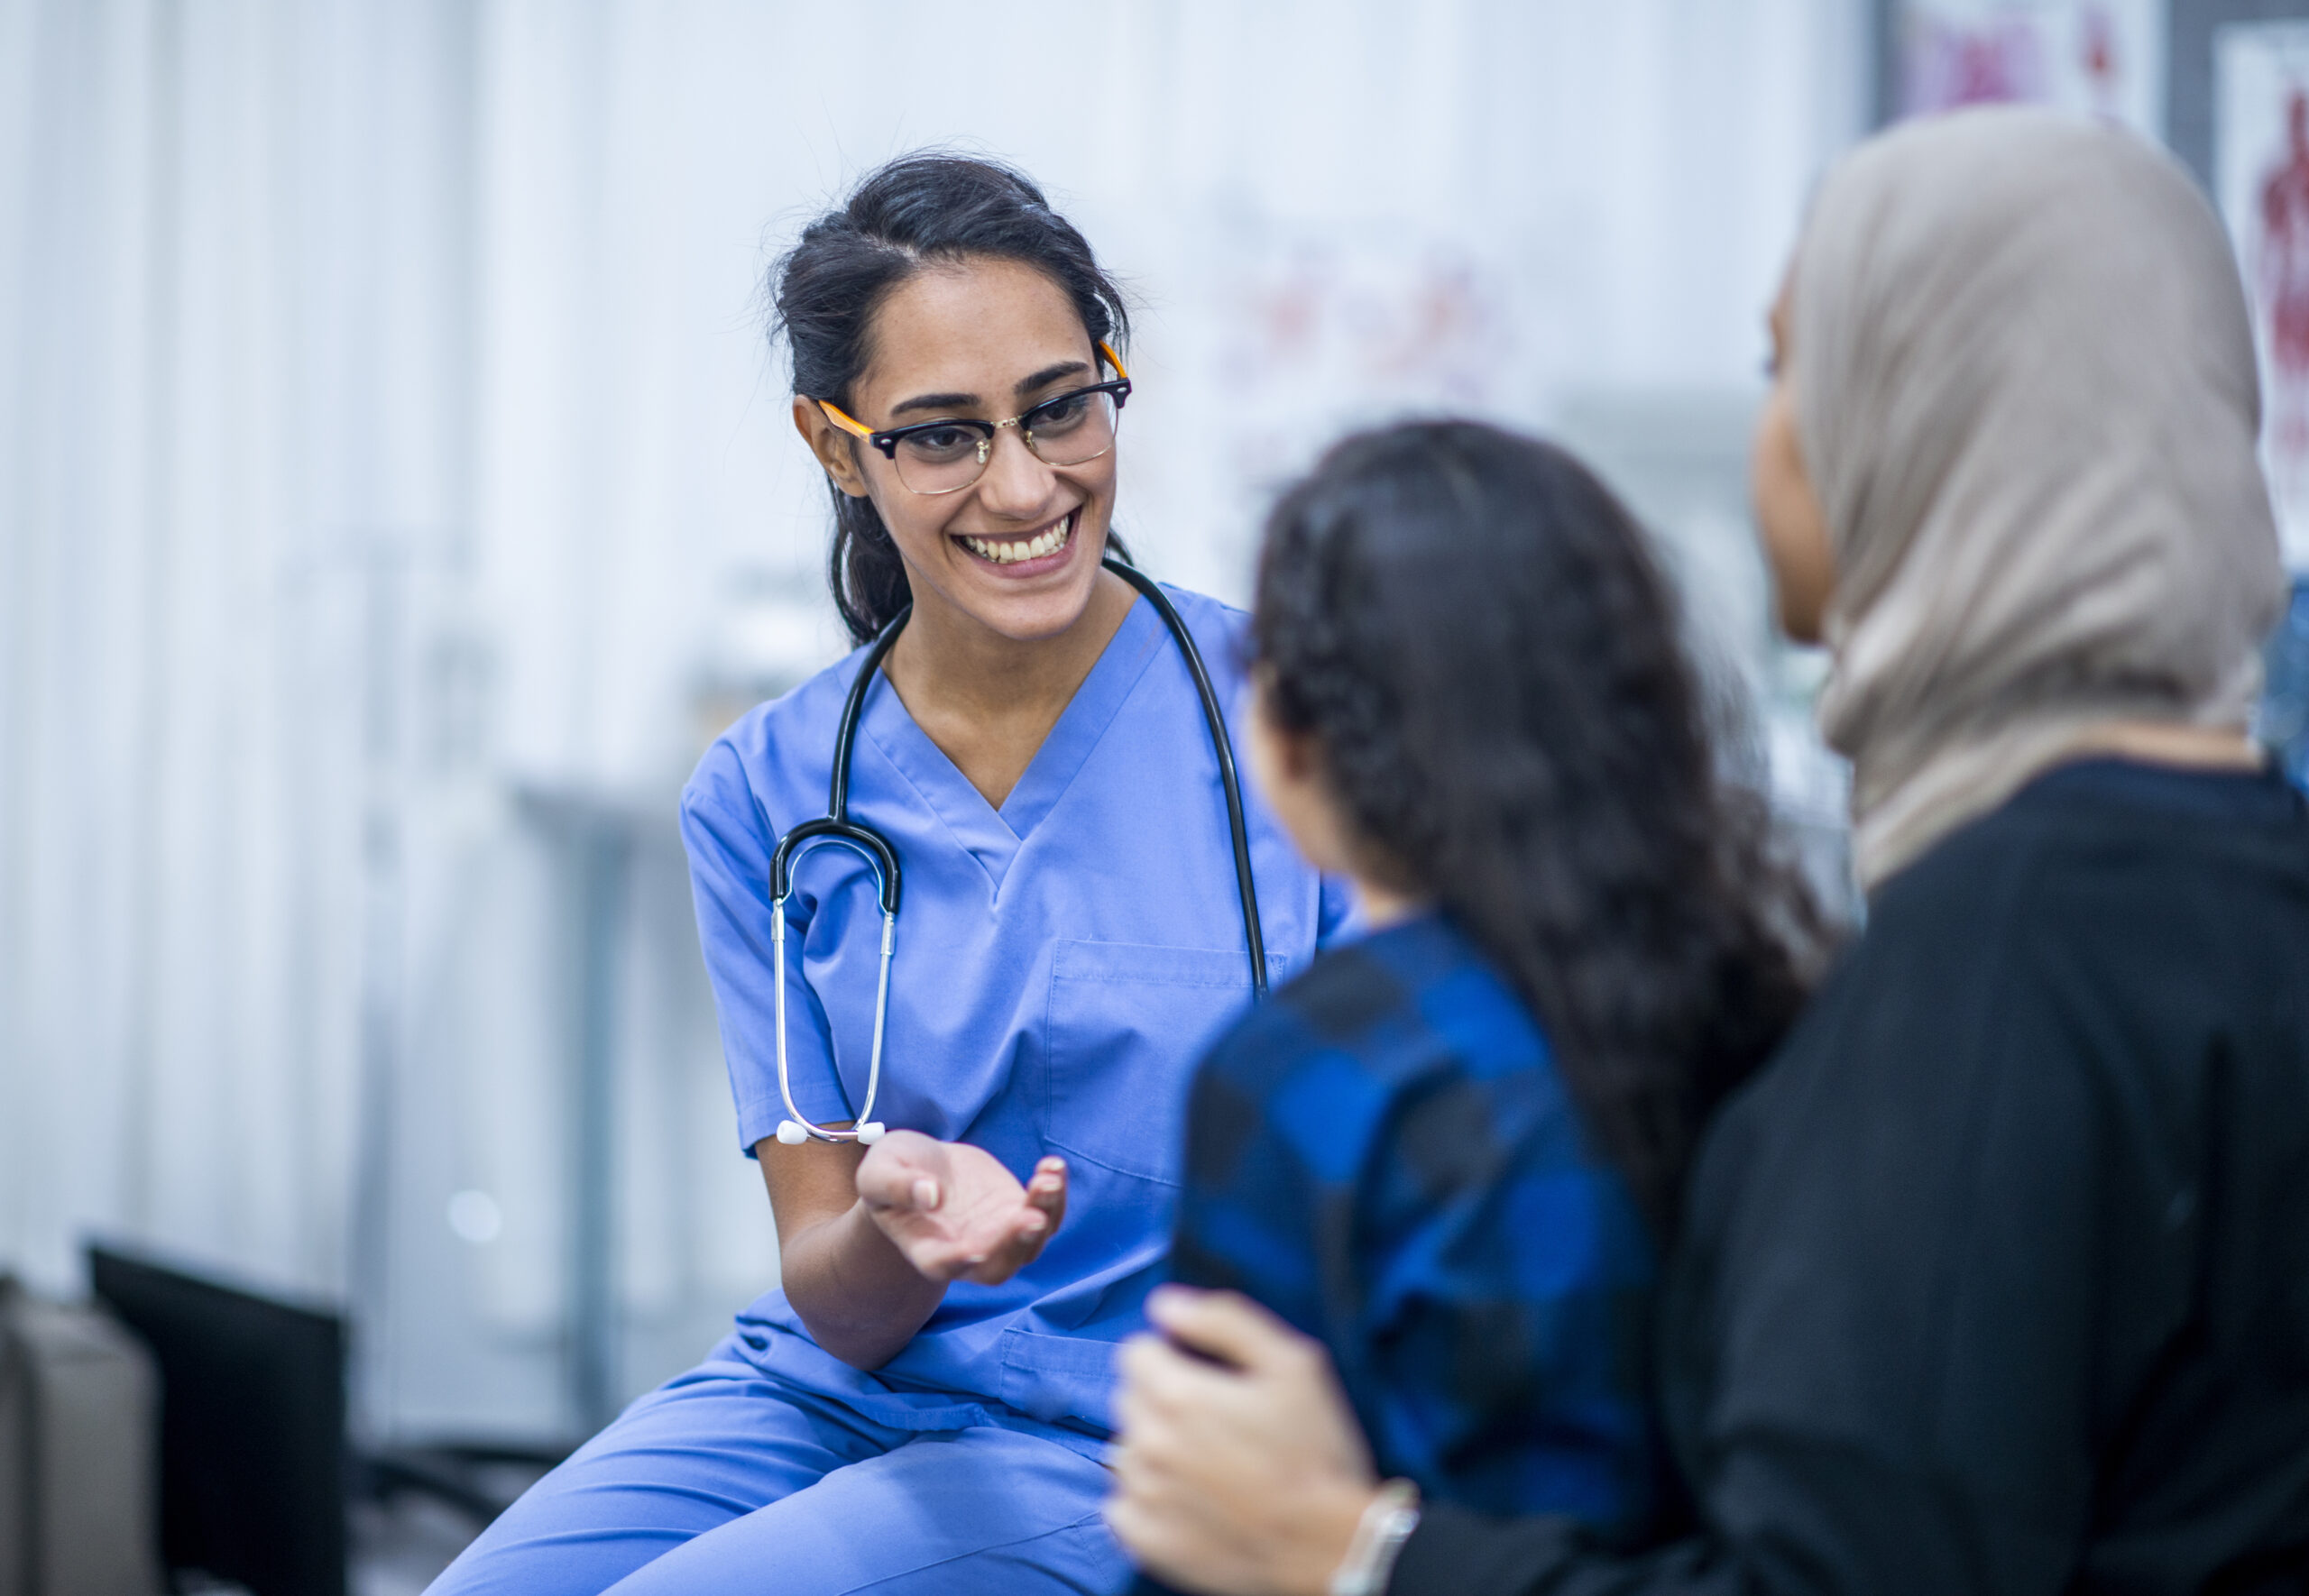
[{"xmin": 794, "ymin": 256, "xmax": 1118, "ymax": 647}]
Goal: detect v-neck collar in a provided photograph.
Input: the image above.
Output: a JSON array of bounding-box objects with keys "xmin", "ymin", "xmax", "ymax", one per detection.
[{"xmin": 858, "ymin": 594, "xmax": 1168, "ymax": 894}]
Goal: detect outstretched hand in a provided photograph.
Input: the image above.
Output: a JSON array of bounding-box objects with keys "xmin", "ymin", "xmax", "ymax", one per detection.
[{"xmin": 855, "ymin": 1131, "xmax": 1068, "ymax": 1286}]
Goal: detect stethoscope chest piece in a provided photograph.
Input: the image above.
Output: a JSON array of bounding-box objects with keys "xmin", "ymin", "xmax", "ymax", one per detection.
[{"xmin": 776, "ymin": 1117, "xmax": 881, "ymax": 1146}]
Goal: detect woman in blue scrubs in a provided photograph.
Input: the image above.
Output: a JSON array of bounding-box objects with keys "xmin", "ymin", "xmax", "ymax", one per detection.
[{"xmin": 428, "ymin": 155, "xmax": 1348, "ymax": 1595}]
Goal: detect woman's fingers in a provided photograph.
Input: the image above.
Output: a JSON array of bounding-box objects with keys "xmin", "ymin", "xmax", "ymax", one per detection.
[
  {"xmin": 853, "ymin": 1129, "xmax": 948, "ymax": 1213},
  {"xmin": 854, "ymin": 1154, "xmax": 933, "ymax": 1219},
  {"xmin": 1115, "ymin": 1315, "xmax": 1373, "ymax": 1479},
  {"xmin": 1144, "ymin": 1285, "xmax": 1311, "ymax": 1373},
  {"xmin": 1018, "ymin": 1161, "xmax": 1068, "ymax": 1247},
  {"xmin": 1115, "ymin": 1332, "xmax": 1247, "ymax": 1442},
  {"xmin": 951, "ymin": 1156, "xmax": 1068, "ymax": 1283},
  {"xmin": 1019, "ymin": 1157, "xmax": 1067, "ymax": 1238},
  {"xmin": 958, "ymin": 1202, "xmax": 1062, "ymax": 1284},
  {"xmin": 1026, "ymin": 1158, "xmax": 1068, "ymax": 1228},
  {"xmin": 851, "ymin": 1140, "xmax": 1071, "ymax": 1285}
]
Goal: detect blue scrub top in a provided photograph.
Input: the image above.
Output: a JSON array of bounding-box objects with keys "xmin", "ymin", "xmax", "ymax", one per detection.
[{"xmin": 681, "ymin": 585, "xmax": 1353, "ymax": 1446}]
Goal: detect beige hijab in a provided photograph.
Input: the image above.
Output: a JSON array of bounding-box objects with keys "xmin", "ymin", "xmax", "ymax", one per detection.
[{"xmin": 1789, "ymin": 106, "xmax": 2286, "ymax": 889}]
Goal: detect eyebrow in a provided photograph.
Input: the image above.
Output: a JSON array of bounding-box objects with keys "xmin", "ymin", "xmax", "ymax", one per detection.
[
  {"xmin": 1017, "ymin": 359, "xmax": 1090, "ymax": 394},
  {"xmin": 885, "ymin": 360, "xmax": 1095, "ymax": 418},
  {"xmin": 888, "ymin": 390, "xmax": 977, "ymax": 417}
]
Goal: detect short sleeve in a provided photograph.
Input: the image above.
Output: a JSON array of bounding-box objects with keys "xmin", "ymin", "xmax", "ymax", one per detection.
[{"xmin": 680, "ymin": 738, "xmax": 852, "ymax": 1154}]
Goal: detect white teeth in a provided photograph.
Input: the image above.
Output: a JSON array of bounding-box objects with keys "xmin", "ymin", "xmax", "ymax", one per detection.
[{"xmin": 962, "ymin": 512, "xmax": 1074, "ymax": 566}]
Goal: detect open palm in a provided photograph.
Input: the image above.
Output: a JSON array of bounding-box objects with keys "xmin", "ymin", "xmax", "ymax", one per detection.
[{"xmin": 855, "ymin": 1131, "xmax": 1069, "ymax": 1286}]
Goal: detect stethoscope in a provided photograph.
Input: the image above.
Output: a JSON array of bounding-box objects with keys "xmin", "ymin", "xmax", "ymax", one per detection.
[{"xmin": 769, "ymin": 555, "xmax": 1270, "ymax": 1147}]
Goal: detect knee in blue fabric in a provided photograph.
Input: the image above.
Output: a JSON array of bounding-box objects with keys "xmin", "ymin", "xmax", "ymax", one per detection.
[{"xmin": 427, "ymin": 1357, "xmax": 1124, "ymax": 1596}]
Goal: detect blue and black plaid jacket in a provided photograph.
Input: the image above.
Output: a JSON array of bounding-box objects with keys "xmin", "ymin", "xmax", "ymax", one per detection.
[{"xmin": 1170, "ymin": 912, "xmax": 1662, "ymax": 1535}]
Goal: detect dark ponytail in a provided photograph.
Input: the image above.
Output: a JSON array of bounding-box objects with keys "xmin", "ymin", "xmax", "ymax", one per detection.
[
  {"xmin": 1252, "ymin": 421, "xmax": 1826, "ymax": 1236},
  {"xmin": 770, "ymin": 153, "xmax": 1132, "ymax": 645}
]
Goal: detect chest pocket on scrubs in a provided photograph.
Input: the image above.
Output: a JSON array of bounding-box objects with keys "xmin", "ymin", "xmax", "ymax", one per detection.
[{"xmin": 1043, "ymin": 940, "xmax": 1272, "ymax": 1186}]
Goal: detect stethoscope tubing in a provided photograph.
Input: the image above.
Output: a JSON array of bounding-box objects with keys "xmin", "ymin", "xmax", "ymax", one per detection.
[
  {"xmin": 773, "ymin": 879, "xmax": 893, "ymax": 1145},
  {"xmin": 768, "ymin": 555, "xmax": 1267, "ymax": 1148},
  {"xmin": 1100, "ymin": 559, "xmax": 1270, "ymax": 998}
]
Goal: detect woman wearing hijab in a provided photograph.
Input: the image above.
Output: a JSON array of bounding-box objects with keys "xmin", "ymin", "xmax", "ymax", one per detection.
[{"xmin": 1102, "ymin": 107, "xmax": 2309, "ymax": 1596}]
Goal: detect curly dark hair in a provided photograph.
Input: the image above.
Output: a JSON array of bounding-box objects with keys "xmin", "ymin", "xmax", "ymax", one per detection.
[
  {"xmin": 769, "ymin": 152, "xmax": 1132, "ymax": 644},
  {"xmin": 1254, "ymin": 419, "xmax": 1826, "ymax": 1234}
]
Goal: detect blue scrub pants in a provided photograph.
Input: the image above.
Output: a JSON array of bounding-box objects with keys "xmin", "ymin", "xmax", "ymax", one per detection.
[{"xmin": 426, "ymin": 1337, "xmax": 1126, "ymax": 1595}]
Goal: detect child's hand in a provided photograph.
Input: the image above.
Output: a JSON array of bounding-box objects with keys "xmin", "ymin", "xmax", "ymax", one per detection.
[{"xmin": 855, "ymin": 1131, "xmax": 1068, "ymax": 1285}]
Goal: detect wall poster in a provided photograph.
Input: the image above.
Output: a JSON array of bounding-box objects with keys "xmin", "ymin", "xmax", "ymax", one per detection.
[
  {"xmin": 2212, "ymin": 17, "xmax": 2309, "ymax": 784},
  {"xmin": 2216, "ymin": 21, "xmax": 2309, "ymax": 570},
  {"xmin": 1895, "ymin": 0, "xmax": 2167, "ymax": 133}
]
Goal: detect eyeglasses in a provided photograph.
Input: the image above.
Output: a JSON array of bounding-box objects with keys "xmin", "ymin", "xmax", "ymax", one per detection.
[{"xmin": 814, "ymin": 343, "xmax": 1132, "ymax": 497}]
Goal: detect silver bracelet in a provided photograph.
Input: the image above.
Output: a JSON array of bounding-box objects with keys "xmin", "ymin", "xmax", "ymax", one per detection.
[{"xmin": 1328, "ymin": 1479, "xmax": 1421, "ymax": 1596}]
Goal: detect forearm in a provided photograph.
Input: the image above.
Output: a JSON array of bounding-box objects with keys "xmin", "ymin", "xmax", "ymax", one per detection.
[{"xmin": 780, "ymin": 1198, "xmax": 947, "ymax": 1370}]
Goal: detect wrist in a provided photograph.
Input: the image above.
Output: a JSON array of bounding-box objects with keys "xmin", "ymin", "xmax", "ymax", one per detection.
[
  {"xmin": 790, "ymin": 1206, "xmax": 944, "ymax": 1362},
  {"xmin": 848, "ymin": 1194, "xmax": 936, "ymax": 1278},
  {"xmin": 1323, "ymin": 1479, "xmax": 1421, "ymax": 1596},
  {"xmin": 1273, "ymin": 1479, "xmax": 1389, "ymax": 1596}
]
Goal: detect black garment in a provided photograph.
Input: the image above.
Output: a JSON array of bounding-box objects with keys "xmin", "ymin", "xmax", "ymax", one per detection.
[{"xmin": 1393, "ymin": 760, "xmax": 2309, "ymax": 1596}]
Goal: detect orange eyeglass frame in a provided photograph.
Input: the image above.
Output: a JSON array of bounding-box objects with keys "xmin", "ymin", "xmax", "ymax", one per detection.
[{"xmin": 813, "ymin": 341, "xmax": 1131, "ymax": 447}]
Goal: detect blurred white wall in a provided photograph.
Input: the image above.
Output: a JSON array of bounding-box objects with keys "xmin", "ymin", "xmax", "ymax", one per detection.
[{"xmin": 0, "ymin": 0, "xmax": 1867, "ymax": 1440}]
